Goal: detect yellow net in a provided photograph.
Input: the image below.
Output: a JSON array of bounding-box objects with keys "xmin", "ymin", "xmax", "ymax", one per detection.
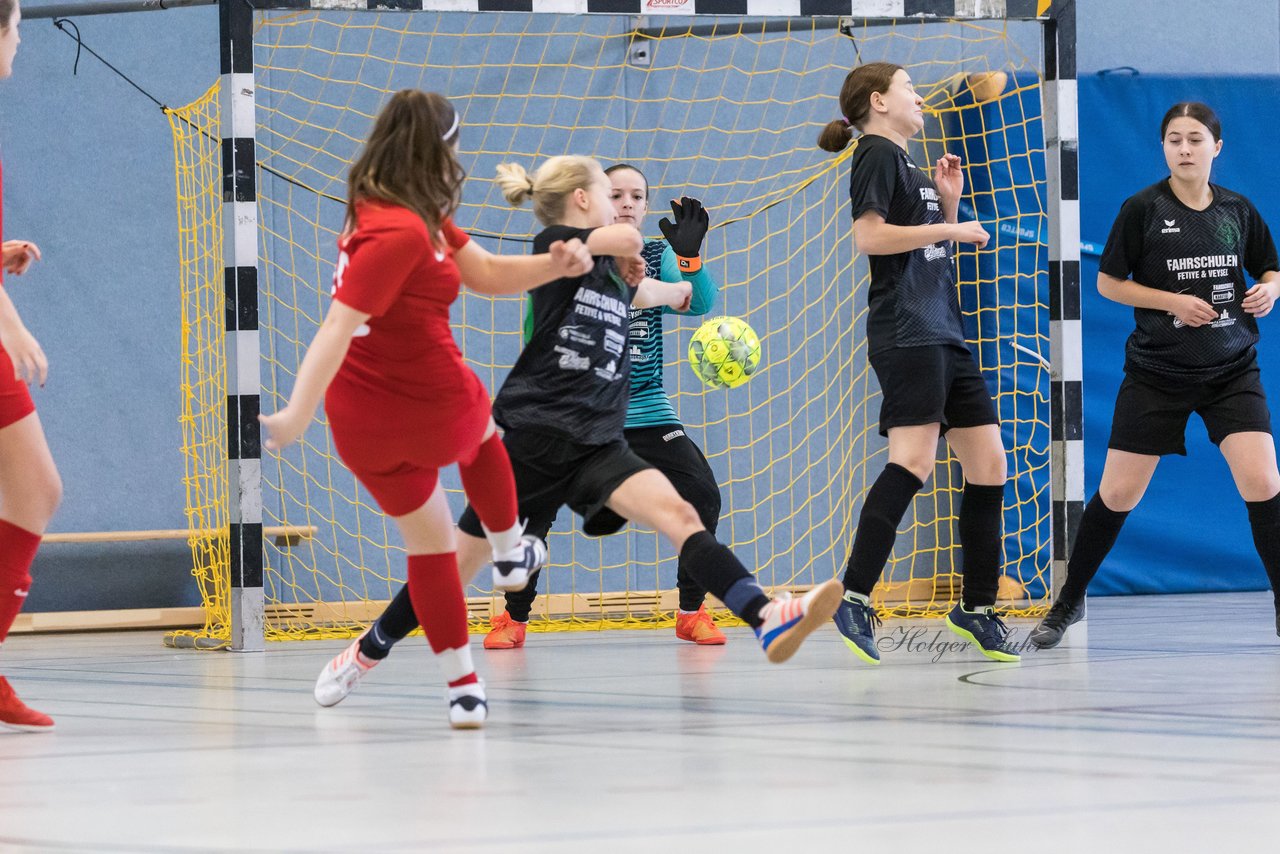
[{"xmin": 171, "ymin": 12, "xmax": 1051, "ymax": 644}]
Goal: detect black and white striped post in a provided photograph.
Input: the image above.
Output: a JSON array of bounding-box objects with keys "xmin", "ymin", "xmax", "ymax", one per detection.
[
  {"xmin": 1044, "ymin": 0, "xmax": 1083, "ymax": 600},
  {"xmin": 221, "ymin": 0, "xmax": 265, "ymax": 652}
]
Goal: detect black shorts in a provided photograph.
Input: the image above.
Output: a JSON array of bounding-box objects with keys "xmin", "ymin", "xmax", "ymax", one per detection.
[
  {"xmin": 457, "ymin": 428, "xmax": 653, "ymax": 540},
  {"xmin": 869, "ymin": 344, "xmax": 999, "ymax": 437},
  {"xmin": 1108, "ymin": 367, "xmax": 1272, "ymax": 456},
  {"xmin": 585, "ymin": 425, "xmax": 722, "ymax": 535}
]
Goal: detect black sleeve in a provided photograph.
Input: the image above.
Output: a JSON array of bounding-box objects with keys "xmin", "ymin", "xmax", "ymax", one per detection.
[
  {"xmin": 1098, "ymin": 196, "xmax": 1146, "ymax": 280},
  {"xmin": 848, "ymin": 141, "xmax": 898, "ymax": 221},
  {"xmin": 532, "ymin": 224, "xmax": 596, "ymax": 255},
  {"xmin": 1244, "ymin": 200, "xmax": 1280, "ymax": 279}
]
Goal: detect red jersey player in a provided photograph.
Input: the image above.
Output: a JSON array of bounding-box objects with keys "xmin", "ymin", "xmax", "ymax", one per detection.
[
  {"xmin": 259, "ymin": 90, "xmax": 592, "ymax": 728},
  {"xmin": 0, "ymin": 0, "xmax": 63, "ymax": 733}
]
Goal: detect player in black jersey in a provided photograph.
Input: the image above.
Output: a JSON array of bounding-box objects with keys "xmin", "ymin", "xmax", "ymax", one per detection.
[
  {"xmin": 483, "ymin": 163, "xmax": 729, "ymax": 649},
  {"xmin": 313, "ymin": 155, "xmax": 843, "ymax": 707},
  {"xmin": 1032, "ymin": 102, "xmax": 1280, "ymax": 648},
  {"xmin": 816, "ymin": 62, "xmax": 1019, "ymax": 664}
]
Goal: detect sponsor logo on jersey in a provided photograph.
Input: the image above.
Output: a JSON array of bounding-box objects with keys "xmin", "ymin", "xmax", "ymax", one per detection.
[
  {"xmin": 922, "ymin": 243, "xmax": 948, "ymax": 262},
  {"xmin": 603, "ymin": 329, "xmax": 626, "ymax": 357},
  {"xmin": 558, "ymin": 325, "xmax": 596, "ymax": 347},
  {"xmin": 1161, "ymin": 219, "xmax": 1181, "ymax": 234},
  {"xmin": 662, "ymin": 429, "xmax": 686, "ymax": 442},
  {"xmin": 918, "ymin": 187, "xmax": 940, "ymax": 202},
  {"xmin": 1212, "ymin": 282, "xmax": 1235, "ymax": 304},
  {"xmin": 1216, "ymin": 219, "xmax": 1242, "ymax": 249},
  {"xmin": 594, "ymin": 359, "xmax": 620, "ymax": 381},
  {"xmin": 554, "ymin": 346, "xmax": 590, "ymax": 371},
  {"xmin": 1211, "ymin": 307, "xmax": 1236, "ymax": 328}
]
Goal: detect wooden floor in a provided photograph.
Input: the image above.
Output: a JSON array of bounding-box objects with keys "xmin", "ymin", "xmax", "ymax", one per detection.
[{"xmin": 2, "ymin": 592, "xmax": 1279, "ymax": 852}]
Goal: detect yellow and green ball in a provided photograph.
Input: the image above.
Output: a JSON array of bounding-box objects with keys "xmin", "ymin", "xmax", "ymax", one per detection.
[{"xmin": 688, "ymin": 316, "xmax": 761, "ymax": 389}]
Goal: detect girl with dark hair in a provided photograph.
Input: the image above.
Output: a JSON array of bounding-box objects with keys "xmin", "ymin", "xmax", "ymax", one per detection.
[
  {"xmin": 0, "ymin": 0, "xmax": 63, "ymax": 733},
  {"xmin": 1032, "ymin": 102, "xmax": 1280, "ymax": 648},
  {"xmin": 260, "ymin": 90, "xmax": 594, "ymax": 728},
  {"xmin": 816, "ymin": 62, "xmax": 1018, "ymax": 664}
]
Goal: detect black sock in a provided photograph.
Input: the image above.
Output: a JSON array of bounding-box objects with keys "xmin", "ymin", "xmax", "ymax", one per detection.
[
  {"xmin": 1245, "ymin": 492, "xmax": 1280, "ymax": 609},
  {"xmin": 843, "ymin": 463, "xmax": 924, "ymax": 596},
  {"xmin": 958, "ymin": 481, "xmax": 1004, "ymax": 608},
  {"xmin": 359, "ymin": 584, "xmax": 418, "ymax": 661},
  {"xmin": 504, "ymin": 569, "xmax": 541, "ymax": 623},
  {"xmin": 1058, "ymin": 492, "xmax": 1131, "ymax": 603},
  {"xmin": 679, "ymin": 531, "xmax": 769, "ymax": 627}
]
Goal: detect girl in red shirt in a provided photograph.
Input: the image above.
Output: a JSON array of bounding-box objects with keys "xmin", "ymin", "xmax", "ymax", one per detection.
[
  {"xmin": 0, "ymin": 0, "xmax": 62, "ymax": 733},
  {"xmin": 259, "ymin": 90, "xmax": 591, "ymax": 729}
]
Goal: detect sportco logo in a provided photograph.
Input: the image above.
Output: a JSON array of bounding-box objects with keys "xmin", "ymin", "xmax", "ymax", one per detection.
[
  {"xmin": 646, "ymin": 0, "xmax": 691, "ymax": 7},
  {"xmin": 1161, "ymin": 219, "xmax": 1181, "ymax": 234}
]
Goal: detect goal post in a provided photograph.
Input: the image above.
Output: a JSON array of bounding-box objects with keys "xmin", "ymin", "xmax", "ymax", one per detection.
[{"xmin": 144, "ymin": 0, "xmax": 1078, "ymax": 647}]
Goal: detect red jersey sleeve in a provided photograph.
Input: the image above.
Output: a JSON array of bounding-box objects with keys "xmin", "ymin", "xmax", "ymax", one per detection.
[
  {"xmin": 332, "ymin": 221, "xmax": 424, "ymax": 317},
  {"xmin": 1, "ymin": 159, "xmax": 5, "ymax": 288},
  {"xmin": 441, "ymin": 218, "xmax": 470, "ymax": 252}
]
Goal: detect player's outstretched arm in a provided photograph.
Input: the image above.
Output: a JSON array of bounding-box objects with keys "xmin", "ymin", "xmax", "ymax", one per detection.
[
  {"xmin": 659, "ymin": 245, "xmax": 719, "ymax": 316},
  {"xmin": 259, "ymin": 301, "xmax": 370, "ymax": 450},
  {"xmin": 852, "ymin": 210, "xmax": 988, "ymax": 255},
  {"xmin": 634, "ymin": 277, "xmax": 691, "ymax": 311},
  {"xmin": 455, "ymin": 237, "xmax": 593, "ymax": 296}
]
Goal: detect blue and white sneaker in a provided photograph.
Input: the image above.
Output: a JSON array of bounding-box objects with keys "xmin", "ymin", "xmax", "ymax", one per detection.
[
  {"xmin": 945, "ymin": 603, "xmax": 1021, "ymax": 662},
  {"xmin": 754, "ymin": 579, "xmax": 843, "ymax": 664},
  {"xmin": 833, "ymin": 591, "xmax": 882, "ymax": 664},
  {"xmin": 492, "ymin": 534, "xmax": 548, "ymax": 592}
]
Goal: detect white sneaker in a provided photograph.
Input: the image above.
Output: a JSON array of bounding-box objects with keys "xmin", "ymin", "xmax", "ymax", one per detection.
[
  {"xmin": 448, "ymin": 679, "xmax": 488, "ymax": 729},
  {"xmin": 753, "ymin": 579, "xmax": 843, "ymax": 664},
  {"xmin": 492, "ymin": 534, "xmax": 548, "ymax": 592},
  {"xmin": 314, "ymin": 633, "xmax": 377, "ymax": 707}
]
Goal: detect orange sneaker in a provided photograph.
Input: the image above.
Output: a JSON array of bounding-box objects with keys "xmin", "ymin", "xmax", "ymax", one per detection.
[
  {"xmin": 0, "ymin": 676, "xmax": 54, "ymax": 732},
  {"xmin": 675, "ymin": 605, "xmax": 727, "ymax": 645},
  {"xmin": 483, "ymin": 611, "xmax": 527, "ymax": 650}
]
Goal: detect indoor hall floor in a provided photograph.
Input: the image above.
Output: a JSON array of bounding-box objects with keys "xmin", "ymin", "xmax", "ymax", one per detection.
[{"xmin": 2, "ymin": 592, "xmax": 1279, "ymax": 853}]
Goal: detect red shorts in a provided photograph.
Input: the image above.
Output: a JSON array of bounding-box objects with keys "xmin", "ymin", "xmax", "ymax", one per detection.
[
  {"xmin": 0, "ymin": 347, "xmax": 35, "ymax": 430},
  {"xmin": 325, "ymin": 371, "xmax": 491, "ymax": 517}
]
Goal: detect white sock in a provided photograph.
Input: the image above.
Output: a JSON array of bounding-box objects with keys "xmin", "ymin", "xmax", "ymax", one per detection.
[
  {"xmin": 436, "ymin": 644, "xmax": 476, "ymax": 685},
  {"xmin": 483, "ymin": 519, "xmax": 524, "ymax": 558}
]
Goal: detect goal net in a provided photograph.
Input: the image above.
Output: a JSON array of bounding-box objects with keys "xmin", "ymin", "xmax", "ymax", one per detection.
[{"xmin": 169, "ymin": 6, "xmax": 1058, "ymax": 645}]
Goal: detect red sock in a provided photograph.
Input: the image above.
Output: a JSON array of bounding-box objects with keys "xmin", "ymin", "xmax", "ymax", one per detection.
[
  {"xmin": 458, "ymin": 433, "xmax": 518, "ymax": 534},
  {"xmin": 449, "ymin": 672, "xmax": 479, "ymax": 689},
  {"xmin": 405, "ymin": 552, "xmax": 470, "ymax": 655},
  {"xmin": 0, "ymin": 519, "xmax": 41, "ymax": 643}
]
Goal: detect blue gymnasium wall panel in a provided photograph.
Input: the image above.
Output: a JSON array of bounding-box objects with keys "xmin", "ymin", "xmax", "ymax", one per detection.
[{"xmin": 1078, "ymin": 74, "xmax": 1280, "ymax": 595}]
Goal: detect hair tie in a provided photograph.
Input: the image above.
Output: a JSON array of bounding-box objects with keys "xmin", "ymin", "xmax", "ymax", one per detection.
[{"xmin": 840, "ymin": 117, "xmax": 851, "ymax": 128}]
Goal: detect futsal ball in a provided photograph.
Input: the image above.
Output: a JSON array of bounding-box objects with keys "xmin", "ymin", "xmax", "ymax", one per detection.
[
  {"xmin": 964, "ymin": 71, "xmax": 1008, "ymax": 103},
  {"xmin": 688, "ymin": 316, "xmax": 761, "ymax": 389}
]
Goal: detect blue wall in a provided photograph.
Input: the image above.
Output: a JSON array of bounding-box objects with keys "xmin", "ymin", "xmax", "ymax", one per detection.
[{"xmin": 1078, "ymin": 74, "xmax": 1280, "ymax": 595}]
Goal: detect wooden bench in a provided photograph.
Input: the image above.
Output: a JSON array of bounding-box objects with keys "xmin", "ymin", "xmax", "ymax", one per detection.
[{"xmin": 42, "ymin": 525, "xmax": 318, "ymax": 547}]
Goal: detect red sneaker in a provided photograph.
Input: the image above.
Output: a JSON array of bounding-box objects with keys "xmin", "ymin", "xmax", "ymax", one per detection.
[
  {"xmin": 0, "ymin": 676, "xmax": 54, "ymax": 732},
  {"xmin": 675, "ymin": 605, "xmax": 727, "ymax": 645},
  {"xmin": 483, "ymin": 611, "xmax": 527, "ymax": 650}
]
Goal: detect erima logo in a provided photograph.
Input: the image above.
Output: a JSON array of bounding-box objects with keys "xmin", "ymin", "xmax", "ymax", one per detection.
[{"xmin": 1162, "ymin": 219, "xmax": 1181, "ymax": 234}]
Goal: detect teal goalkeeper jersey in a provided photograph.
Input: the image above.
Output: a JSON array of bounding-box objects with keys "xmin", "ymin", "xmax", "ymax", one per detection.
[
  {"xmin": 625, "ymin": 239, "xmax": 719, "ymax": 429},
  {"xmin": 521, "ymin": 238, "xmax": 719, "ymax": 430}
]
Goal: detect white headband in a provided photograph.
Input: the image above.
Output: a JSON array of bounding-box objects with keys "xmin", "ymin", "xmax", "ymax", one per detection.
[{"xmin": 442, "ymin": 110, "xmax": 460, "ymax": 142}]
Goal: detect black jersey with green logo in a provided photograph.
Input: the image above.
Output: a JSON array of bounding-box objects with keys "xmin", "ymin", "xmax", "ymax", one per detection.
[{"xmin": 1099, "ymin": 180, "xmax": 1279, "ymax": 384}]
